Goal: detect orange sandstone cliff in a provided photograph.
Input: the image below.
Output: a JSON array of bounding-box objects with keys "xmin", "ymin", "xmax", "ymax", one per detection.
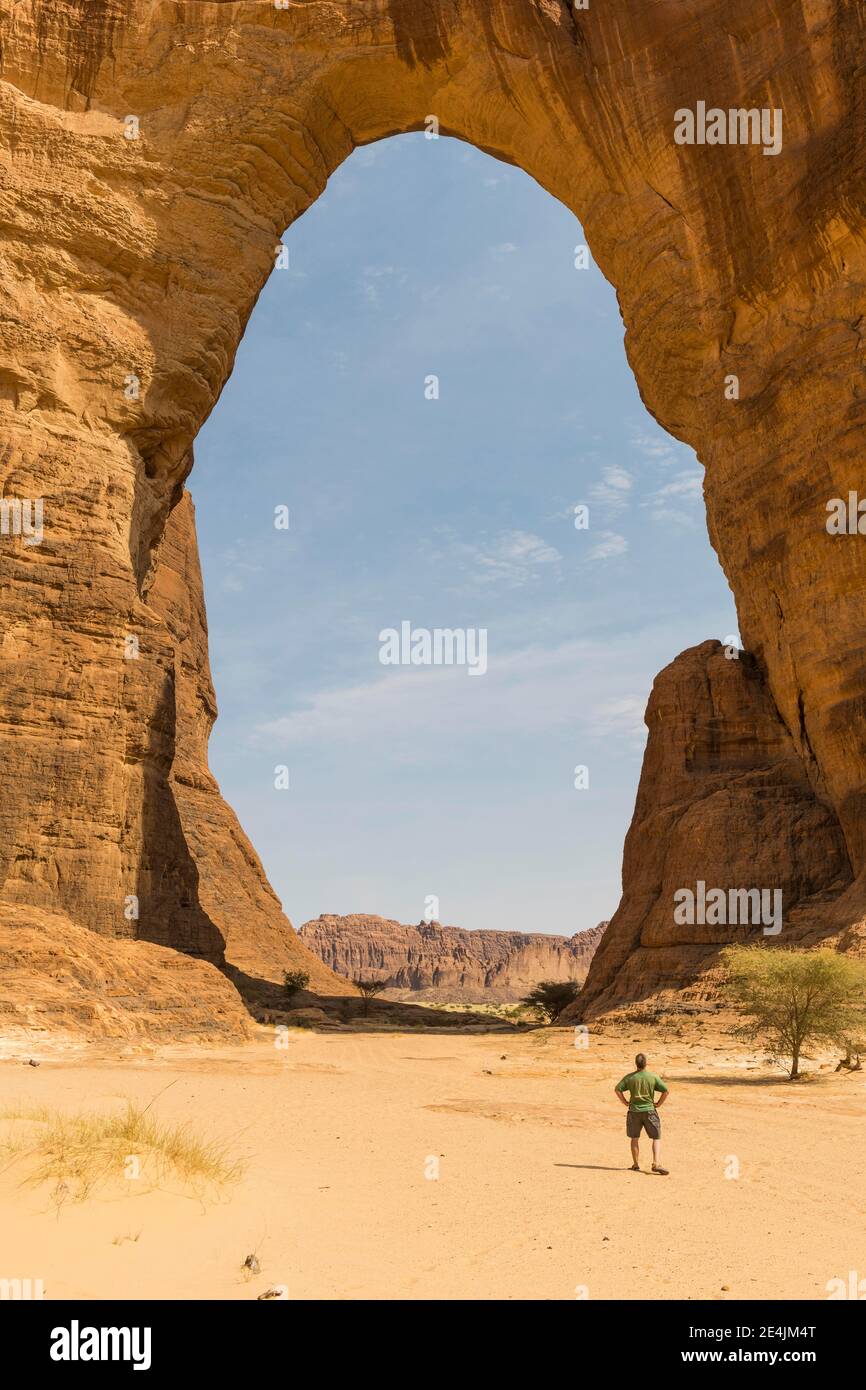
[
  {"xmin": 0, "ymin": 1, "xmax": 865, "ymax": 1030},
  {"xmin": 299, "ymin": 915, "xmax": 607, "ymax": 1002}
]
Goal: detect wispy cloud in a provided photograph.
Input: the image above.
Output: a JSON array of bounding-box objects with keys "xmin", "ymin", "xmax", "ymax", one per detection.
[
  {"xmin": 432, "ymin": 528, "xmax": 562, "ymax": 588},
  {"xmin": 642, "ymin": 467, "xmax": 703, "ymax": 528},
  {"xmin": 650, "ymin": 471, "xmax": 703, "ymax": 502},
  {"xmin": 586, "ymin": 531, "xmax": 628, "ymax": 562},
  {"xmin": 587, "ymin": 695, "xmax": 647, "ymax": 743},
  {"xmin": 254, "ymin": 636, "xmax": 650, "ymax": 756},
  {"xmin": 630, "ymin": 425, "xmax": 681, "ymax": 467},
  {"xmin": 589, "ymin": 464, "xmax": 633, "ymax": 514}
]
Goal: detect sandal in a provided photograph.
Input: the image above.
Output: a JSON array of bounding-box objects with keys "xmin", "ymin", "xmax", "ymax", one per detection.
[
  {"xmin": 651, "ymin": 1165, "xmax": 669, "ymax": 1175},
  {"xmin": 629, "ymin": 1163, "xmax": 640, "ymax": 1171}
]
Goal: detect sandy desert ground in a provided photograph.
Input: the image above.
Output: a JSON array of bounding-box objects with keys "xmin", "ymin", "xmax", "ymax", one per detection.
[{"xmin": 1, "ymin": 1021, "xmax": 863, "ymax": 1302}]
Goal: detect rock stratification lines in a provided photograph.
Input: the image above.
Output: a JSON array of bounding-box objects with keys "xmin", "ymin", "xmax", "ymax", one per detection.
[
  {"xmin": 0, "ymin": 1, "xmax": 864, "ymax": 1026},
  {"xmin": 299, "ymin": 915, "xmax": 607, "ymax": 1002}
]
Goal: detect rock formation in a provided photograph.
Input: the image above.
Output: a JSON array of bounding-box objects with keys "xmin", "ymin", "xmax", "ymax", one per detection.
[
  {"xmin": 0, "ymin": 1, "xmax": 865, "ymax": 1027},
  {"xmin": 146, "ymin": 490, "xmax": 354, "ymax": 995},
  {"xmin": 0, "ymin": 487, "xmax": 351, "ymax": 1039},
  {"xmin": 0, "ymin": 901, "xmax": 255, "ymax": 1044},
  {"xmin": 299, "ymin": 915, "xmax": 607, "ymax": 1002},
  {"xmin": 574, "ymin": 642, "xmax": 856, "ymax": 1017}
]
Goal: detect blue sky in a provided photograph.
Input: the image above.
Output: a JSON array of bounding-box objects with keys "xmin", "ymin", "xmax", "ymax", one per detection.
[{"xmin": 192, "ymin": 133, "xmax": 738, "ymax": 938}]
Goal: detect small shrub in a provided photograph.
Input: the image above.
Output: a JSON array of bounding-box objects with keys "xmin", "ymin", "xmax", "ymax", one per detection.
[
  {"xmin": 282, "ymin": 969, "xmax": 310, "ymax": 1001},
  {"xmin": 354, "ymin": 977, "xmax": 388, "ymax": 1016}
]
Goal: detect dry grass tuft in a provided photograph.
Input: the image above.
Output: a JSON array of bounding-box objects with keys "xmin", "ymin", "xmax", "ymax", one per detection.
[{"xmin": 0, "ymin": 1102, "xmax": 243, "ymax": 1204}]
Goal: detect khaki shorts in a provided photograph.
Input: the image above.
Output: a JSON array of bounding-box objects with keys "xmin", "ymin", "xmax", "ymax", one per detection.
[{"xmin": 626, "ymin": 1109, "xmax": 660, "ymax": 1140}]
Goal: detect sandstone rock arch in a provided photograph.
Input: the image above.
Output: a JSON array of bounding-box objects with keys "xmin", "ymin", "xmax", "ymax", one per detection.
[{"xmin": 0, "ymin": 0, "xmax": 864, "ymax": 1017}]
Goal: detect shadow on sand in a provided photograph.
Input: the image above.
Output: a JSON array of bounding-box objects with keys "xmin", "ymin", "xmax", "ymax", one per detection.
[
  {"xmin": 684, "ymin": 1072, "xmax": 799, "ymax": 1087},
  {"xmin": 554, "ymin": 1163, "xmax": 636, "ymax": 1172},
  {"xmin": 224, "ymin": 965, "xmax": 528, "ymax": 1035}
]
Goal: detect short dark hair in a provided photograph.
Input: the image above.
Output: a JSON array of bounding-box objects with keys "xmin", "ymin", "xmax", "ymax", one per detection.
[{"xmin": 635, "ymin": 1052, "xmax": 647, "ymax": 1069}]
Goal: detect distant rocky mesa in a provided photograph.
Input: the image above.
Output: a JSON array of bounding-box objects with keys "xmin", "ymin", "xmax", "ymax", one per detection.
[{"xmin": 299, "ymin": 915, "xmax": 607, "ymax": 1002}]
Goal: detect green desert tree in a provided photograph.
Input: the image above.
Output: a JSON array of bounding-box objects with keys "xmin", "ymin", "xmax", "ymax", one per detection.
[
  {"xmin": 720, "ymin": 945, "xmax": 866, "ymax": 1079},
  {"xmin": 282, "ymin": 969, "xmax": 310, "ymax": 1002},
  {"xmin": 522, "ymin": 980, "xmax": 580, "ymax": 1024},
  {"xmin": 354, "ymin": 977, "xmax": 388, "ymax": 1017}
]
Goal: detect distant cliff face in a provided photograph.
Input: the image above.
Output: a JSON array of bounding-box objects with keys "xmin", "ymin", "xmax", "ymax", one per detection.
[{"xmin": 298, "ymin": 916, "xmax": 607, "ymax": 1002}]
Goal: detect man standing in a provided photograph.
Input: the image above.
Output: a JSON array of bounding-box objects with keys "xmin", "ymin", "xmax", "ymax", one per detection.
[{"xmin": 614, "ymin": 1052, "xmax": 669, "ymax": 1174}]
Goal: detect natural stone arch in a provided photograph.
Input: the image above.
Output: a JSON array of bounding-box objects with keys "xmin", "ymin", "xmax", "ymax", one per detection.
[{"xmin": 0, "ymin": 0, "xmax": 864, "ymax": 1013}]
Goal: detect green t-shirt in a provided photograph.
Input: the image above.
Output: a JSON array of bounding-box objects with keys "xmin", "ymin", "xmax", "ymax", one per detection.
[{"xmin": 616, "ymin": 1069, "xmax": 668, "ymax": 1112}]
